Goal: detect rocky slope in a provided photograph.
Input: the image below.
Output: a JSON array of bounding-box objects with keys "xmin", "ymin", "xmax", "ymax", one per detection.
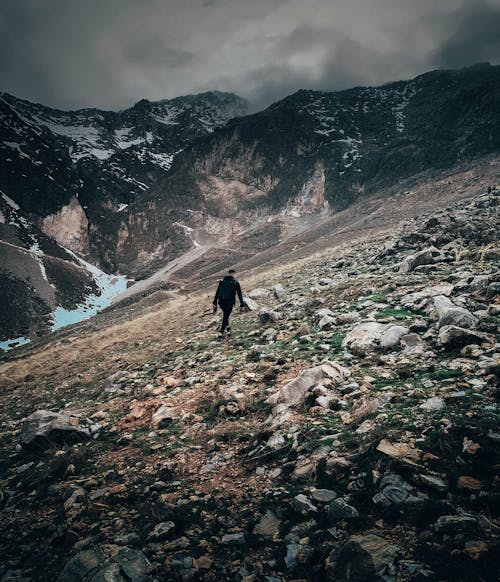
[{"xmin": 0, "ymin": 189, "xmax": 498, "ymax": 581}]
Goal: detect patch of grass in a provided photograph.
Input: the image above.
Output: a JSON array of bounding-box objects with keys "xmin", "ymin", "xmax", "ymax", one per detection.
[
  {"xmin": 329, "ymin": 332, "xmax": 345, "ymax": 350},
  {"xmin": 364, "ymin": 292, "xmax": 387, "ymax": 302},
  {"xmin": 375, "ymin": 306, "xmax": 419, "ymax": 320},
  {"xmin": 429, "ymin": 368, "xmax": 463, "ymax": 381}
]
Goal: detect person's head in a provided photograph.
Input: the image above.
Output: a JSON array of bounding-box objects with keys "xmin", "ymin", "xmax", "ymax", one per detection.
[{"xmin": 228, "ymin": 269, "xmax": 236, "ymax": 275}]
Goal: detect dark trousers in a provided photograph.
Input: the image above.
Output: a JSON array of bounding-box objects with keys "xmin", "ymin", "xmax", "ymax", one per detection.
[{"xmin": 218, "ymin": 300, "xmax": 233, "ymax": 333}]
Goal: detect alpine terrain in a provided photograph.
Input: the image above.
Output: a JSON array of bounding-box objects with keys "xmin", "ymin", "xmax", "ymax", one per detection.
[{"xmin": 0, "ymin": 63, "xmax": 498, "ymax": 581}]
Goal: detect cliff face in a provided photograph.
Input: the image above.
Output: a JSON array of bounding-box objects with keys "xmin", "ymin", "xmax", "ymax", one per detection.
[{"xmin": 161, "ymin": 63, "xmax": 500, "ymax": 219}]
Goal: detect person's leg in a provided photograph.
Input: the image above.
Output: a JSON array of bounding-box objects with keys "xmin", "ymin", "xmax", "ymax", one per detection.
[{"xmin": 220, "ymin": 302, "xmax": 233, "ymax": 333}]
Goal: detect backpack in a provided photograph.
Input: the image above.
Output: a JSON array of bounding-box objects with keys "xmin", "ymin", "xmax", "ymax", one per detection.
[{"xmin": 217, "ymin": 278, "xmax": 236, "ymax": 302}]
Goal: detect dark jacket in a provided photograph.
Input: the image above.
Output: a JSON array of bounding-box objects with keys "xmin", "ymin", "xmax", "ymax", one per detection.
[{"xmin": 213, "ymin": 275, "xmax": 244, "ymax": 307}]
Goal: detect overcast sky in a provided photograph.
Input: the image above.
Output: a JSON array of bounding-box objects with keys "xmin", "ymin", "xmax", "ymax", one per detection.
[{"xmin": 1, "ymin": 0, "xmax": 499, "ymax": 111}]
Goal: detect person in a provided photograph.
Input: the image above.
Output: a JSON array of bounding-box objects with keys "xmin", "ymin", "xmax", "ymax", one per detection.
[{"xmin": 213, "ymin": 269, "xmax": 245, "ymax": 336}]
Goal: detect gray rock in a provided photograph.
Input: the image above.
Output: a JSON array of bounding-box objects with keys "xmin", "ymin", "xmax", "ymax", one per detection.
[
  {"xmin": 420, "ymin": 474, "xmax": 447, "ymax": 492},
  {"xmin": 310, "ymin": 488, "xmax": 337, "ymax": 502},
  {"xmin": 336, "ymin": 311, "xmax": 361, "ymax": 324},
  {"xmin": 268, "ymin": 361, "xmax": 350, "ymax": 408},
  {"xmin": 420, "ymin": 397, "xmax": 445, "ymax": 411},
  {"xmin": 242, "ymin": 295, "xmax": 259, "ymax": 311},
  {"xmin": 56, "ymin": 548, "xmax": 106, "ymax": 581},
  {"xmin": 221, "ymin": 533, "xmax": 245, "ymax": 545},
  {"xmin": 248, "ymin": 287, "xmax": 271, "ymax": 299},
  {"xmin": 379, "ymin": 324, "xmax": 409, "ymax": 350},
  {"xmin": 432, "ymin": 295, "xmax": 478, "ymax": 329},
  {"xmin": 373, "ymin": 474, "xmax": 422, "ymax": 508},
  {"xmin": 20, "ymin": 410, "xmax": 91, "ymax": 449},
  {"xmin": 151, "ymin": 405, "xmax": 177, "ymax": 428},
  {"xmin": 486, "ymin": 281, "xmax": 500, "ymax": 298},
  {"xmin": 325, "ymin": 534, "xmax": 398, "ymax": 581},
  {"xmin": 438, "ymin": 326, "xmax": 492, "ymax": 348},
  {"xmin": 319, "ymin": 315, "xmax": 337, "ymax": 329},
  {"xmin": 291, "ymin": 494, "xmax": 318, "ymax": 515},
  {"xmin": 399, "ymin": 246, "xmax": 442, "ymax": 274},
  {"xmin": 272, "ymin": 284, "xmax": 286, "ymax": 299},
  {"xmin": 434, "ymin": 515, "xmax": 478, "ymax": 533},
  {"xmin": 57, "ymin": 548, "xmax": 150, "ymax": 582},
  {"xmin": 285, "ymin": 543, "xmax": 300, "ymax": 570},
  {"xmin": 342, "ymin": 322, "xmax": 407, "ymax": 355},
  {"xmin": 327, "ymin": 498, "xmax": 359, "ymax": 523}
]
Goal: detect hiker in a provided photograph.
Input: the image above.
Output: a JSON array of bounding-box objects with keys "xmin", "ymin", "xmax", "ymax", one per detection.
[{"xmin": 213, "ymin": 269, "xmax": 245, "ymax": 336}]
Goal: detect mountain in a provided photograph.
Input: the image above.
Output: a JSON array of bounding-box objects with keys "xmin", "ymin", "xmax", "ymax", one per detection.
[
  {"xmin": 0, "ymin": 91, "xmax": 248, "ymax": 342},
  {"xmin": 1, "ymin": 64, "xmax": 500, "ymax": 344}
]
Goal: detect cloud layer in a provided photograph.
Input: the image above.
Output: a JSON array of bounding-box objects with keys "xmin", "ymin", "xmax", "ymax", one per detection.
[{"xmin": 1, "ymin": 0, "xmax": 499, "ymax": 110}]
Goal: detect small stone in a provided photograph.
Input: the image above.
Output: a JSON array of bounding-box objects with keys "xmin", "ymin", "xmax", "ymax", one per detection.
[
  {"xmin": 221, "ymin": 533, "xmax": 245, "ymax": 545},
  {"xmin": 149, "ymin": 521, "xmax": 175, "ymax": 541},
  {"xmin": 310, "ymin": 488, "xmax": 337, "ymax": 503},
  {"xmin": 151, "ymin": 405, "xmax": 177, "ymax": 428},
  {"xmin": 327, "ymin": 498, "xmax": 359, "ymax": 523},
  {"xmin": 420, "ymin": 474, "xmax": 447, "ymax": 492},
  {"xmin": 434, "ymin": 515, "xmax": 478, "ymax": 533},
  {"xmin": 457, "ymin": 476, "xmax": 482, "ymax": 490},
  {"xmin": 291, "ymin": 494, "xmax": 318, "ymax": 515},
  {"xmin": 420, "ymin": 397, "xmax": 445, "ymax": 411}
]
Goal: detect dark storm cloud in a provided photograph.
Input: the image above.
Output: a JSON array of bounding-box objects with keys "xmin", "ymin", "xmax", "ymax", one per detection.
[
  {"xmin": 431, "ymin": 1, "xmax": 500, "ymax": 68},
  {"xmin": 0, "ymin": 0, "xmax": 498, "ymax": 111}
]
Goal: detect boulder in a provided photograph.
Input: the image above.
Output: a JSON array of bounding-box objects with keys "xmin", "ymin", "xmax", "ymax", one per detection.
[
  {"xmin": 248, "ymin": 287, "xmax": 271, "ymax": 299},
  {"xmin": 20, "ymin": 410, "xmax": 91, "ymax": 449},
  {"xmin": 431, "ymin": 295, "xmax": 478, "ymax": 329},
  {"xmin": 272, "ymin": 284, "xmax": 286, "ymax": 299},
  {"xmin": 379, "ymin": 325, "xmax": 409, "ymax": 350},
  {"xmin": 242, "ymin": 295, "xmax": 259, "ymax": 311},
  {"xmin": 399, "ymin": 246, "xmax": 442, "ymax": 274},
  {"xmin": 268, "ymin": 361, "xmax": 350, "ymax": 407},
  {"xmin": 434, "ymin": 515, "xmax": 478, "ymax": 533},
  {"xmin": 57, "ymin": 548, "xmax": 150, "ymax": 582},
  {"xmin": 342, "ymin": 322, "xmax": 408, "ymax": 355},
  {"xmin": 325, "ymin": 534, "xmax": 398, "ymax": 581},
  {"xmin": 438, "ymin": 326, "xmax": 492, "ymax": 349},
  {"xmin": 56, "ymin": 548, "xmax": 106, "ymax": 581}
]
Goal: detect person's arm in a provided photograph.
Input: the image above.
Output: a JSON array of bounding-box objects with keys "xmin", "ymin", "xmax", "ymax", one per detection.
[
  {"xmin": 236, "ymin": 281, "xmax": 244, "ymax": 306},
  {"xmin": 213, "ymin": 281, "xmax": 221, "ymax": 306}
]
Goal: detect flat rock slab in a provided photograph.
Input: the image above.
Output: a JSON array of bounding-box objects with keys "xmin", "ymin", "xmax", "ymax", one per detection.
[{"xmin": 20, "ymin": 409, "xmax": 91, "ymax": 449}]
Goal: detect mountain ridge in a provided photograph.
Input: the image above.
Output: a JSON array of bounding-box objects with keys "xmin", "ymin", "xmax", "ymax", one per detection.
[{"xmin": 1, "ymin": 64, "xmax": 499, "ymax": 343}]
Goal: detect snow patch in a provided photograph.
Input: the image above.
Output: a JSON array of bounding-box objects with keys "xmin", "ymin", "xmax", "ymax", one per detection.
[
  {"xmin": 1, "ymin": 191, "xmax": 20, "ymax": 210},
  {"xmin": 148, "ymin": 151, "xmax": 177, "ymax": 172},
  {"xmin": 51, "ymin": 250, "xmax": 129, "ymax": 331},
  {"xmin": 114, "ymin": 128, "xmax": 145, "ymax": 149},
  {"xmin": 0, "ymin": 336, "xmax": 31, "ymax": 352}
]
